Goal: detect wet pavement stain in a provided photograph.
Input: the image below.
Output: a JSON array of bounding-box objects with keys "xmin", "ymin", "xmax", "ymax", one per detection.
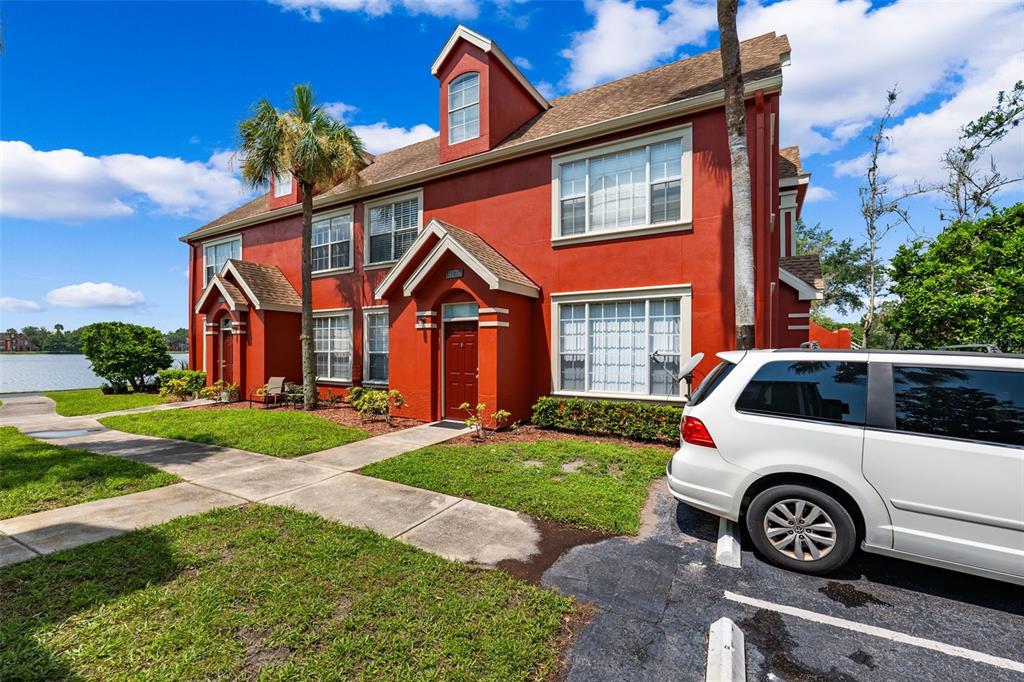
[
  {"xmin": 849, "ymin": 649, "xmax": 878, "ymax": 670},
  {"xmin": 738, "ymin": 609, "xmax": 861, "ymax": 682},
  {"xmin": 819, "ymin": 581, "xmax": 892, "ymax": 608},
  {"xmin": 497, "ymin": 517, "xmax": 613, "ymax": 584}
]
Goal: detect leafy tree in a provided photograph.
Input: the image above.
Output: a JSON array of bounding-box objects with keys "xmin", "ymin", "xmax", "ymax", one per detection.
[
  {"xmin": 886, "ymin": 203, "xmax": 1024, "ymax": 352},
  {"xmin": 164, "ymin": 327, "xmax": 188, "ymax": 350},
  {"xmin": 20, "ymin": 326, "xmax": 50, "ymax": 350},
  {"xmin": 795, "ymin": 219, "xmax": 871, "ymax": 316},
  {"xmin": 937, "ymin": 81, "xmax": 1024, "ymax": 223},
  {"xmin": 80, "ymin": 322, "xmax": 173, "ymax": 392},
  {"xmin": 717, "ymin": 0, "xmax": 755, "ymax": 349},
  {"xmin": 237, "ymin": 84, "xmax": 368, "ymax": 409}
]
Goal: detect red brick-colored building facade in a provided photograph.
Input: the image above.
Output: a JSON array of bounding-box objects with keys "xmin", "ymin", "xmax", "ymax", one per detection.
[{"xmin": 182, "ymin": 26, "xmax": 826, "ymax": 423}]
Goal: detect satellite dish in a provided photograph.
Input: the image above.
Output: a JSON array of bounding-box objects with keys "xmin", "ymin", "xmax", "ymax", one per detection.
[{"xmin": 679, "ymin": 352, "xmax": 705, "ymax": 378}]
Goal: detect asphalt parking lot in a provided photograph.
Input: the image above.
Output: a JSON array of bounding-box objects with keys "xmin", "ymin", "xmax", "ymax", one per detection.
[{"xmin": 543, "ymin": 483, "xmax": 1024, "ymax": 681}]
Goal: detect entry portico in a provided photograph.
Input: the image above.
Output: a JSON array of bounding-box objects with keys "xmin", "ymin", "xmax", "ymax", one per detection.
[{"xmin": 376, "ymin": 219, "xmax": 540, "ymax": 422}]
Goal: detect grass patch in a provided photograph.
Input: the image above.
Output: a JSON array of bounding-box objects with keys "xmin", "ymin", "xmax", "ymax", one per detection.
[
  {"xmin": 0, "ymin": 427, "xmax": 179, "ymax": 519},
  {"xmin": 44, "ymin": 388, "xmax": 169, "ymax": 417},
  {"xmin": 1, "ymin": 505, "xmax": 577, "ymax": 681},
  {"xmin": 363, "ymin": 439, "xmax": 668, "ymax": 534},
  {"xmin": 100, "ymin": 408, "xmax": 369, "ymax": 457}
]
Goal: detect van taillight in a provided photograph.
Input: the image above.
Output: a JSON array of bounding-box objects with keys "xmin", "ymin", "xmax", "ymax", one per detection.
[{"xmin": 681, "ymin": 416, "xmax": 716, "ymax": 448}]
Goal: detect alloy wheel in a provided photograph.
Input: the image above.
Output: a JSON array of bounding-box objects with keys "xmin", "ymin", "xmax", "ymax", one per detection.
[{"xmin": 763, "ymin": 498, "xmax": 838, "ymax": 562}]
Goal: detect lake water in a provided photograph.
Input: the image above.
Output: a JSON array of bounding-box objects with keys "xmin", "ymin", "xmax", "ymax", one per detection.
[{"xmin": 0, "ymin": 353, "xmax": 189, "ymax": 393}]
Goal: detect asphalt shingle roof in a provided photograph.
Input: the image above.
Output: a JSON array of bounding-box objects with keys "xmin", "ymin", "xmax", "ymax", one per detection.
[
  {"xmin": 434, "ymin": 219, "xmax": 538, "ymax": 290},
  {"xmin": 779, "ymin": 254, "xmax": 823, "ymax": 289},
  {"xmin": 226, "ymin": 259, "xmax": 302, "ymax": 309}
]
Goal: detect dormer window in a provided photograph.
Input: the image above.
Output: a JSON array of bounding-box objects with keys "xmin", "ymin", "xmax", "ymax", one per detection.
[
  {"xmin": 273, "ymin": 171, "xmax": 293, "ymax": 198},
  {"xmin": 448, "ymin": 73, "xmax": 480, "ymax": 144}
]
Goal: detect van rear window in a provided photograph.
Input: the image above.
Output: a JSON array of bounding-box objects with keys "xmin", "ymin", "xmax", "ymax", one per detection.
[
  {"xmin": 688, "ymin": 361, "xmax": 735, "ymax": 406},
  {"xmin": 893, "ymin": 366, "xmax": 1024, "ymax": 447},
  {"xmin": 736, "ymin": 361, "xmax": 868, "ymax": 425}
]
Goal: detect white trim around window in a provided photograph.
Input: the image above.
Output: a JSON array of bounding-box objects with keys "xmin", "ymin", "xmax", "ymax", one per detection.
[
  {"xmin": 362, "ymin": 306, "xmax": 389, "ymax": 386},
  {"xmin": 549, "ymin": 284, "xmax": 692, "ymax": 403},
  {"xmin": 313, "ymin": 308, "xmax": 353, "ymax": 384},
  {"xmin": 311, "ymin": 206, "xmax": 355, "ymax": 277},
  {"xmin": 201, "ymin": 234, "xmax": 242, "ymax": 286},
  {"xmin": 550, "ymin": 125, "xmax": 693, "ymax": 246},
  {"xmin": 448, "ymin": 72, "xmax": 481, "ymax": 145},
  {"xmin": 273, "ymin": 171, "xmax": 293, "ymax": 198},
  {"xmin": 363, "ymin": 188, "xmax": 424, "ymax": 267}
]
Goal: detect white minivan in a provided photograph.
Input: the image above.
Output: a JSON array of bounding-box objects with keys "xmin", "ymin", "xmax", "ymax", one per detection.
[{"xmin": 667, "ymin": 349, "xmax": 1024, "ymax": 585}]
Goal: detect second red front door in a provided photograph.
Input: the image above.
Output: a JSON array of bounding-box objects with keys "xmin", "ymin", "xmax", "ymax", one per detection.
[{"xmin": 444, "ymin": 321, "xmax": 478, "ymax": 418}]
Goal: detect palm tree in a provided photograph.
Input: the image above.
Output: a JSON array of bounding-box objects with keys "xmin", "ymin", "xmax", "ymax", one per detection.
[
  {"xmin": 717, "ymin": 0, "xmax": 755, "ymax": 349},
  {"xmin": 238, "ymin": 84, "xmax": 368, "ymax": 410}
]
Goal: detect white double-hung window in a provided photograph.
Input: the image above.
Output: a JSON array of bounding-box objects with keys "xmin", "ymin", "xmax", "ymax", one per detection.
[
  {"xmin": 363, "ymin": 309, "xmax": 389, "ymax": 384},
  {"xmin": 448, "ymin": 73, "xmax": 480, "ymax": 144},
  {"xmin": 553, "ymin": 126, "xmax": 692, "ymax": 241},
  {"xmin": 312, "ymin": 210, "xmax": 352, "ymax": 273},
  {"xmin": 366, "ymin": 190, "xmax": 422, "ymax": 265},
  {"xmin": 274, "ymin": 171, "xmax": 293, "ymax": 198},
  {"xmin": 313, "ymin": 311, "xmax": 352, "ymax": 382},
  {"xmin": 203, "ymin": 236, "xmax": 241, "ymax": 285},
  {"xmin": 554, "ymin": 286, "xmax": 690, "ymax": 399}
]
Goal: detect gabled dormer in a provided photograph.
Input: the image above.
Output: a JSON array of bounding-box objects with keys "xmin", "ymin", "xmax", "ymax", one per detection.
[
  {"xmin": 432, "ymin": 25, "xmax": 549, "ymax": 164},
  {"xmin": 268, "ymin": 170, "xmax": 299, "ymax": 210}
]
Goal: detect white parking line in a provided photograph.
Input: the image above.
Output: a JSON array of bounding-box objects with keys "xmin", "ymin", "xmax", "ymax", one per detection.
[
  {"xmin": 715, "ymin": 517, "xmax": 741, "ymax": 568},
  {"xmin": 724, "ymin": 591, "xmax": 1024, "ymax": 674},
  {"xmin": 706, "ymin": 617, "xmax": 745, "ymax": 681}
]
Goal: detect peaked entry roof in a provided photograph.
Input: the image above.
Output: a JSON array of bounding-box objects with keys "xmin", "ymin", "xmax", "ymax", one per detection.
[
  {"xmin": 779, "ymin": 255, "xmax": 824, "ymax": 301},
  {"xmin": 375, "ymin": 219, "xmax": 540, "ymax": 300},
  {"xmin": 194, "ymin": 259, "xmax": 302, "ymax": 314}
]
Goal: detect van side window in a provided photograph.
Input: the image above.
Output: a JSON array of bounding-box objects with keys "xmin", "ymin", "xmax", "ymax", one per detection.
[
  {"xmin": 736, "ymin": 361, "xmax": 868, "ymax": 425},
  {"xmin": 688, "ymin": 361, "xmax": 735, "ymax": 406},
  {"xmin": 893, "ymin": 366, "xmax": 1024, "ymax": 446}
]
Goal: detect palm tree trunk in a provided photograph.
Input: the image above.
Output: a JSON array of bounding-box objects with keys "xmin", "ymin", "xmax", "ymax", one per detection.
[
  {"xmin": 718, "ymin": 0, "xmax": 756, "ymax": 350},
  {"xmin": 300, "ymin": 181, "xmax": 317, "ymax": 410}
]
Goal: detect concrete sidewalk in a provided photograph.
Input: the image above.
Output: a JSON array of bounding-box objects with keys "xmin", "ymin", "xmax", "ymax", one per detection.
[{"xmin": 0, "ymin": 396, "xmax": 542, "ymax": 569}]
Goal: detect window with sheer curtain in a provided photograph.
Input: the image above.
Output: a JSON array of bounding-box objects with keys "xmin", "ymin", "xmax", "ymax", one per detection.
[
  {"xmin": 313, "ymin": 314, "xmax": 352, "ymax": 382},
  {"xmin": 556, "ymin": 133, "xmax": 686, "ymax": 238},
  {"xmin": 558, "ymin": 298, "xmax": 681, "ymax": 397},
  {"xmin": 367, "ymin": 196, "xmax": 419, "ymax": 264}
]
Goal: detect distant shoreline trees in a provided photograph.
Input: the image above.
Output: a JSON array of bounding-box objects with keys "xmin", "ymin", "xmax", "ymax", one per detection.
[{"xmin": 0, "ymin": 324, "xmax": 189, "ymax": 354}]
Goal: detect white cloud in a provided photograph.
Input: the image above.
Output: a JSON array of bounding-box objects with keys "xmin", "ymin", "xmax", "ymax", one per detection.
[
  {"xmin": 561, "ymin": 0, "xmax": 716, "ymax": 91},
  {"xmin": 513, "ymin": 56, "xmax": 532, "ymax": 70},
  {"xmin": 0, "ymin": 141, "xmax": 250, "ymax": 221},
  {"xmin": 739, "ymin": 0, "xmax": 1024, "ymax": 156},
  {"xmin": 0, "ymin": 297, "xmax": 42, "ymax": 312},
  {"xmin": 833, "ymin": 54, "xmax": 1024, "ymax": 187},
  {"xmin": 805, "ymin": 186, "xmax": 836, "ymax": 204},
  {"xmin": 536, "ymin": 81, "xmax": 557, "ymax": 100},
  {"xmin": 351, "ymin": 122, "xmax": 437, "ymax": 155},
  {"xmin": 271, "ymin": 0, "xmax": 476, "ymax": 21},
  {"xmin": 45, "ymin": 282, "xmax": 145, "ymax": 308},
  {"xmin": 322, "ymin": 101, "xmax": 359, "ymax": 121}
]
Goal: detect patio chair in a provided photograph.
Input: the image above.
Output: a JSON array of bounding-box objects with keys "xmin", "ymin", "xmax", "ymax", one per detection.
[{"xmin": 249, "ymin": 377, "xmax": 287, "ymax": 409}]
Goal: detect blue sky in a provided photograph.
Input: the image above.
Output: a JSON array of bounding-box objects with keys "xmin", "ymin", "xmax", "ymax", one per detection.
[{"xmin": 1, "ymin": 0, "xmax": 1021, "ymax": 331}]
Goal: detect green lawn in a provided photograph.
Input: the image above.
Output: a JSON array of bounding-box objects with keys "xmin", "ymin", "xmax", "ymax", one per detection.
[
  {"xmin": 363, "ymin": 439, "xmax": 669, "ymax": 534},
  {"xmin": 44, "ymin": 388, "xmax": 169, "ymax": 417},
  {"xmin": 1, "ymin": 505, "xmax": 577, "ymax": 681},
  {"xmin": 100, "ymin": 408, "xmax": 369, "ymax": 457},
  {"xmin": 0, "ymin": 427, "xmax": 180, "ymax": 519}
]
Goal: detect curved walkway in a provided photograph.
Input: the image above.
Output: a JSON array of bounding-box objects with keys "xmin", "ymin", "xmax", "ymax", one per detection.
[{"xmin": 0, "ymin": 396, "xmax": 540, "ymax": 569}]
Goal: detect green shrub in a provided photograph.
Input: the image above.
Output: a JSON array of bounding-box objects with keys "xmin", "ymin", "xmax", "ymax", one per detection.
[
  {"xmin": 157, "ymin": 369, "xmax": 206, "ymax": 399},
  {"xmin": 80, "ymin": 322, "xmax": 172, "ymax": 392},
  {"xmin": 348, "ymin": 387, "xmax": 406, "ymax": 424},
  {"xmin": 531, "ymin": 396, "xmax": 681, "ymax": 443}
]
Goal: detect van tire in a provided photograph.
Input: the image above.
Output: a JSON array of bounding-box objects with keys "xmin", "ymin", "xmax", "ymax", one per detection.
[{"xmin": 746, "ymin": 484, "xmax": 857, "ymax": 575}]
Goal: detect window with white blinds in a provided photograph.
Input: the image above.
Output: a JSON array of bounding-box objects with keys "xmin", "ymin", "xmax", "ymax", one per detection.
[
  {"xmin": 312, "ymin": 212, "xmax": 352, "ymax": 273},
  {"xmin": 364, "ymin": 310, "xmax": 389, "ymax": 384},
  {"xmin": 203, "ymin": 237, "xmax": 241, "ymax": 286},
  {"xmin": 448, "ymin": 73, "xmax": 480, "ymax": 144},
  {"xmin": 313, "ymin": 313, "xmax": 352, "ymax": 382},
  {"xmin": 553, "ymin": 128, "xmax": 691, "ymax": 240},
  {"xmin": 557, "ymin": 297, "xmax": 682, "ymax": 397},
  {"xmin": 367, "ymin": 193, "xmax": 421, "ymax": 264}
]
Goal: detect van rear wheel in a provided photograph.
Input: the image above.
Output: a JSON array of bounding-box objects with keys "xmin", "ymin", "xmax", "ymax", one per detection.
[{"xmin": 746, "ymin": 484, "xmax": 857, "ymax": 575}]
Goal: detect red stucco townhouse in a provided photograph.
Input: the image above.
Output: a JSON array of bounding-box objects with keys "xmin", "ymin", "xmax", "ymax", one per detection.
[{"xmin": 181, "ymin": 25, "xmax": 829, "ymax": 423}]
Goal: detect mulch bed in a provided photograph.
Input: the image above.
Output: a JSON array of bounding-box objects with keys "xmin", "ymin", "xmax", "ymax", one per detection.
[
  {"xmin": 189, "ymin": 401, "xmax": 424, "ymax": 437},
  {"xmin": 446, "ymin": 424, "xmax": 675, "ymax": 452}
]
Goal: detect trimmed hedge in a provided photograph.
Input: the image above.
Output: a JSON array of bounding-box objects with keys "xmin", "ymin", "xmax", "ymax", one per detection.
[
  {"xmin": 531, "ymin": 396, "xmax": 682, "ymax": 443},
  {"xmin": 156, "ymin": 369, "xmax": 207, "ymax": 394}
]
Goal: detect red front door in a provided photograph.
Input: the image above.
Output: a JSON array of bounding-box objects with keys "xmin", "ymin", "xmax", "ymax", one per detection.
[
  {"xmin": 444, "ymin": 321, "xmax": 478, "ymax": 418},
  {"xmin": 220, "ymin": 326, "xmax": 233, "ymax": 383}
]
